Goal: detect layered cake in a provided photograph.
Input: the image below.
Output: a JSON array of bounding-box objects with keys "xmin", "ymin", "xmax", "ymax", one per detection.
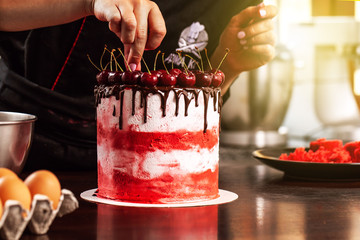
[{"xmin": 94, "ymin": 66, "xmax": 224, "ymax": 204}]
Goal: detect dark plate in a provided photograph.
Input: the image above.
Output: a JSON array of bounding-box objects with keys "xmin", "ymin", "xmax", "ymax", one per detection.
[{"xmin": 252, "ymin": 148, "xmax": 360, "ymax": 181}]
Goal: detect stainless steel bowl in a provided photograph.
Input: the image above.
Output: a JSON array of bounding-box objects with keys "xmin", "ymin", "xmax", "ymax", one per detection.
[{"xmin": 0, "ymin": 111, "xmax": 37, "ymax": 173}]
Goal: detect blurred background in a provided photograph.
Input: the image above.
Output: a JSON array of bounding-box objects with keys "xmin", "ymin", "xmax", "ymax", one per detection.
[{"xmin": 221, "ymin": 0, "xmax": 360, "ymax": 148}]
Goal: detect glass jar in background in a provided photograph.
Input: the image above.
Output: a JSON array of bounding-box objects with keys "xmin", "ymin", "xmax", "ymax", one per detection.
[
  {"xmin": 314, "ymin": 45, "xmax": 360, "ymax": 125},
  {"xmin": 311, "ymin": 44, "xmax": 360, "ymax": 141}
]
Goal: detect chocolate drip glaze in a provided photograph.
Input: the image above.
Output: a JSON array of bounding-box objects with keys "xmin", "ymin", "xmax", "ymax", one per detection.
[
  {"xmin": 94, "ymin": 85, "xmax": 222, "ymax": 132},
  {"xmin": 202, "ymin": 90, "xmax": 209, "ymax": 131},
  {"xmin": 119, "ymin": 91, "xmax": 124, "ymax": 129}
]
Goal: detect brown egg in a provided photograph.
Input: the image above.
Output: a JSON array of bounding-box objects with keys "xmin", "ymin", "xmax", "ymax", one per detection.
[
  {"xmin": 0, "ymin": 176, "xmax": 32, "ymax": 211},
  {"xmin": 24, "ymin": 170, "xmax": 62, "ymax": 209},
  {"xmin": 0, "ymin": 168, "xmax": 18, "ymax": 179}
]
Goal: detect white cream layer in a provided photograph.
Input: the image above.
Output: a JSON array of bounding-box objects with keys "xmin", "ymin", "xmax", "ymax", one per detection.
[
  {"xmin": 98, "ymin": 143, "xmax": 219, "ymax": 180},
  {"xmin": 97, "ymin": 88, "xmax": 220, "ymax": 132}
]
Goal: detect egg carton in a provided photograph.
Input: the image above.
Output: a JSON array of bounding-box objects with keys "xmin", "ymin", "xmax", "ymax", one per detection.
[{"xmin": 0, "ymin": 189, "xmax": 78, "ymax": 240}]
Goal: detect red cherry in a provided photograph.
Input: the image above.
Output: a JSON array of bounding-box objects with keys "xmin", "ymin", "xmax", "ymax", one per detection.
[
  {"xmin": 122, "ymin": 71, "xmax": 142, "ymax": 85},
  {"xmin": 177, "ymin": 72, "xmax": 196, "ymax": 87},
  {"xmin": 131, "ymin": 71, "xmax": 142, "ymax": 84},
  {"xmin": 108, "ymin": 71, "xmax": 123, "ymax": 84},
  {"xmin": 121, "ymin": 71, "xmax": 131, "ymax": 84},
  {"xmin": 159, "ymin": 72, "xmax": 177, "ymax": 86},
  {"xmin": 169, "ymin": 68, "xmax": 182, "ymax": 77},
  {"xmin": 96, "ymin": 70, "xmax": 109, "ymax": 85},
  {"xmin": 151, "ymin": 70, "xmax": 166, "ymax": 78},
  {"xmin": 195, "ymin": 71, "xmax": 213, "ymax": 87},
  {"xmin": 211, "ymin": 69, "xmax": 225, "ymax": 87},
  {"xmin": 158, "ymin": 69, "xmax": 167, "ymax": 75},
  {"xmin": 141, "ymin": 72, "xmax": 158, "ymax": 87},
  {"xmin": 211, "ymin": 74, "xmax": 222, "ymax": 87}
]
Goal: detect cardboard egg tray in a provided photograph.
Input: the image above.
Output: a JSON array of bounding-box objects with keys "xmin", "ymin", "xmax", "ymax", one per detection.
[{"xmin": 0, "ymin": 189, "xmax": 78, "ymax": 240}]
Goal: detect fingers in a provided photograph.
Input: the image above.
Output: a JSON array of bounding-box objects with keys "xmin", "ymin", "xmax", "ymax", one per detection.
[
  {"xmin": 124, "ymin": 2, "xmax": 147, "ymax": 69},
  {"xmin": 93, "ymin": 0, "xmax": 166, "ymax": 70},
  {"xmin": 238, "ymin": 19, "xmax": 276, "ymax": 46},
  {"xmin": 94, "ymin": 1, "xmax": 121, "ymax": 23},
  {"xmin": 106, "ymin": 2, "xmax": 138, "ymax": 44},
  {"xmin": 235, "ymin": 5, "xmax": 277, "ymax": 49},
  {"xmin": 124, "ymin": 44, "xmax": 141, "ymax": 71},
  {"xmin": 118, "ymin": 4, "xmax": 138, "ymax": 44},
  {"xmin": 145, "ymin": 3, "xmax": 166, "ymax": 50},
  {"xmin": 229, "ymin": 3, "xmax": 277, "ymax": 29},
  {"xmin": 259, "ymin": 4, "xmax": 278, "ymax": 20},
  {"xmin": 125, "ymin": 2, "xmax": 166, "ymax": 69},
  {"xmin": 240, "ymin": 30, "xmax": 276, "ymax": 47}
]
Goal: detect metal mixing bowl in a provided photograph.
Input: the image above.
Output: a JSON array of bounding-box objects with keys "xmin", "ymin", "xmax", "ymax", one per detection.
[{"xmin": 0, "ymin": 111, "xmax": 37, "ymax": 173}]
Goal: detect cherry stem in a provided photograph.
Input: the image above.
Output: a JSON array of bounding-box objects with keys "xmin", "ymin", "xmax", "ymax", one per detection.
[
  {"xmin": 195, "ymin": 47, "xmax": 204, "ymax": 72},
  {"xmin": 109, "ymin": 50, "xmax": 113, "ymax": 72},
  {"xmin": 171, "ymin": 54, "xmax": 174, "ymax": 69},
  {"xmin": 87, "ymin": 54, "xmax": 101, "ymax": 72},
  {"xmin": 118, "ymin": 48, "xmax": 132, "ymax": 72},
  {"xmin": 100, "ymin": 45, "xmax": 107, "ymax": 70},
  {"xmin": 142, "ymin": 56, "xmax": 151, "ymax": 74},
  {"xmin": 215, "ymin": 48, "xmax": 230, "ymax": 74},
  {"xmin": 185, "ymin": 54, "xmax": 201, "ymax": 71},
  {"xmin": 177, "ymin": 51, "xmax": 189, "ymax": 74},
  {"xmin": 154, "ymin": 50, "xmax": 161, "ymax": 71},
  {"xmin": 104, "ymin": 62, "xmax": 110, "ymax": 70},
  {"xmin": 111, "ymin": 49, "xmax": 124, "ymax": 72},
  {"xmin": 204, "ymin": 48, "xmax": 212, "ymax": 70},
  {"xmin": 162, "ymin": 53, "xmax": 169, "ymax": 74}
]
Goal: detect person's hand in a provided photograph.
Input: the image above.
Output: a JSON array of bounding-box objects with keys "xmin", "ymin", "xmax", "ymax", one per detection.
[
  {"xmin": 211, "ymin": 3, "xmax": 277, "ymax": 94},
  {"xmin": 219, "ymin": 3, "xmax": 277, "ymax": 73},
  {"xmin": 91, "ymin": 0, "xmax": 166, "ymax": 71}
]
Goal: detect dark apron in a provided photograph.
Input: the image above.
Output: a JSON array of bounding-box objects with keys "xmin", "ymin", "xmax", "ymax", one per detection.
[
  {"xmin": 0, "ymin": 55, "xmax": 98, "ymax": 171},
  {"xmin": 0, "ymin": 17, "xmax": 118, "ymax": 171}
]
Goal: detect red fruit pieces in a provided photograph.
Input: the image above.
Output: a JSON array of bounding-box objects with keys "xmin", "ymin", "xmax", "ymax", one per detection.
[
  {"xmin": 309, "ymin": 138, "xmax": 343, "ymax": 152},
  {"xmin": 280, "ymin": 147, "xmax": 308, "ymax": 161},
  {"xmin": 325, "ymin": 148, "xmax": 351, "ymax": 163},
  {"xmin": 280, "ymin": 138, "xmax": 359, "ymax": 163},
  {"xmin": 353, "ymin": 148, "xmax": 360, "ymax": 163},
  {"xmin": 344, "ymin": 141, "xmax": 360, "ymax": 161}
]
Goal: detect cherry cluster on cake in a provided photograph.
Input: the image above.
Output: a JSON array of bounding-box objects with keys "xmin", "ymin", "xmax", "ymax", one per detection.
[{"xmin": 89, "ymin": 47, "xmax": 229, "ymax": 88}]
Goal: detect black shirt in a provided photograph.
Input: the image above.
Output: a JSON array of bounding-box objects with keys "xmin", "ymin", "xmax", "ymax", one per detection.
[{"xmin": 0, "ymin": 0, "xmax": 261, "ymax": 171}]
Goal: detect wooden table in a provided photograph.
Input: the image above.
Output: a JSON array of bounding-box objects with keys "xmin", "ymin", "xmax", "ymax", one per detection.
[{"xmin": 20, "ymin": 146, "xmax": 360, "ymax": 240}]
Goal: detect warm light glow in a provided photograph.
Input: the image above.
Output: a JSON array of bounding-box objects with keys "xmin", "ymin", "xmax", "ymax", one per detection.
[
  {"xmin": 356, "ymin": 2, "xmax": 360, "ymax": 21},
  {"xmin": 353, "ymin": 69, "xmax": 360, "ymax": 95}
]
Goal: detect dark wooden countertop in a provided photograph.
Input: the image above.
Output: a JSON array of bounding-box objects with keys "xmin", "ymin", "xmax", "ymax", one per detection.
[{"xmin": 20, "ymin": 146, "xmax": 360, "ymax": 240}]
